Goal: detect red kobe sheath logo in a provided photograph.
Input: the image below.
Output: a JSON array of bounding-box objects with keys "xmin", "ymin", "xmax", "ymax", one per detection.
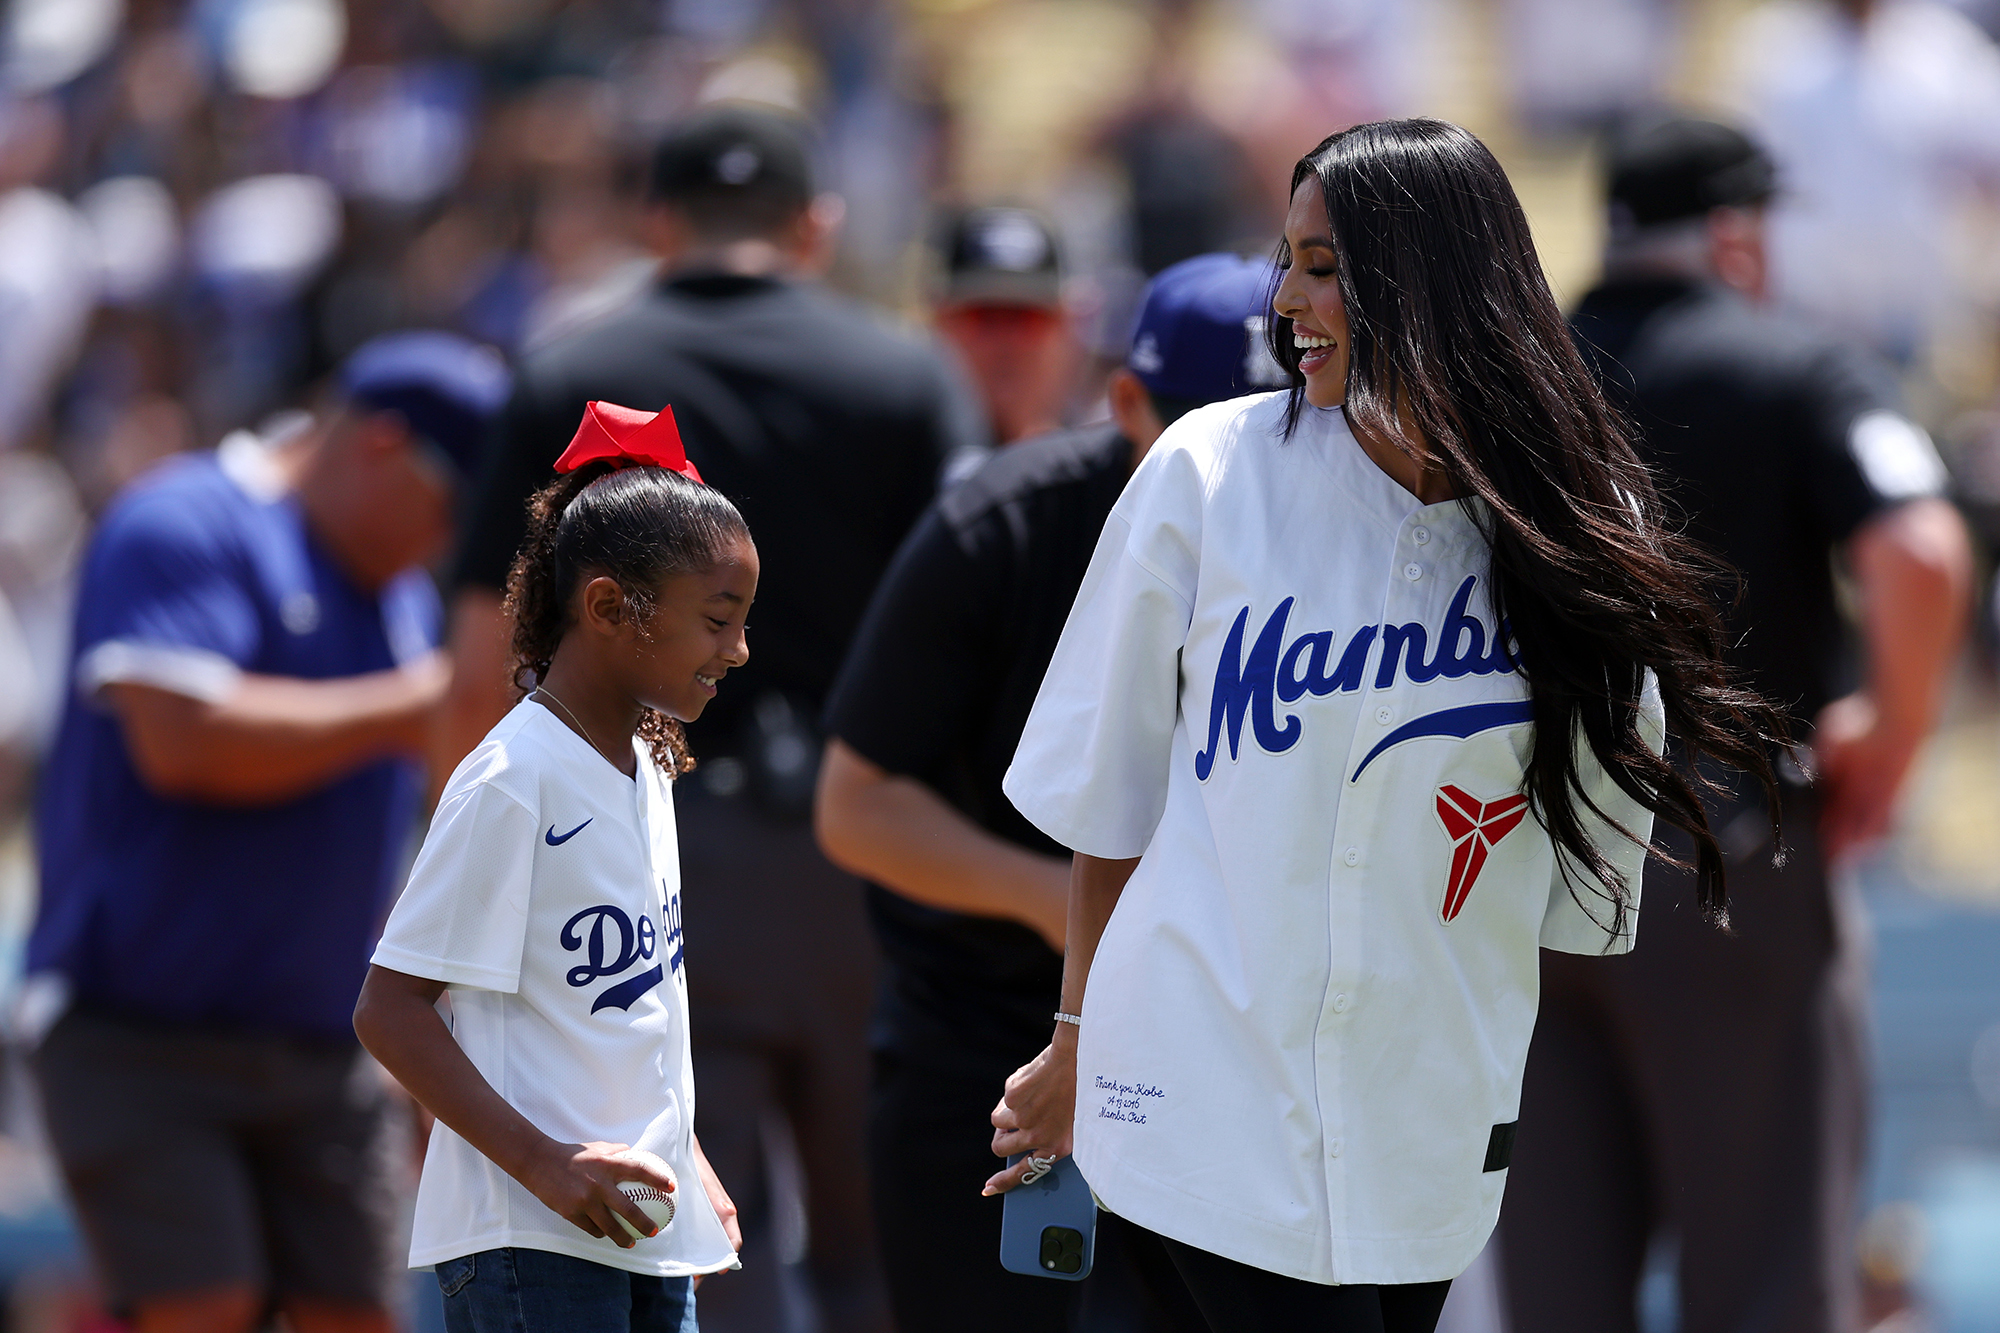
[{"xmin": 1433, "ymin": 785, "xmax": 1531, "ymax": 923}]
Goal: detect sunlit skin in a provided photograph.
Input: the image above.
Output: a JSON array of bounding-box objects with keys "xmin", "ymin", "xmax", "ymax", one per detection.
[
  {"xmin": 1272, "ymin": 179, "xmax": 1457, "ymax": 504},
  {"xmin": 534, "ymin": 535, "xmax": 759, "ymax": 778}
]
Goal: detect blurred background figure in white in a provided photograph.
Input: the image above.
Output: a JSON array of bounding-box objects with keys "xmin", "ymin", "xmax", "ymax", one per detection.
[{"xmin": 1728, "ymin": 0, "xmax": 2000, "ymax": 365}]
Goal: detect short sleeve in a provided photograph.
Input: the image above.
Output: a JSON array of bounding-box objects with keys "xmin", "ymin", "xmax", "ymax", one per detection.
[
  {"xmin": 1540, "ymin": 674, "xmax": 1665, "ymax": 956},
  {"xmin": 1002, "ymin": 444, "xmax": 1202, "ymax": 859},
  {"xmin": 372, "ymin": 780, "xmax": 537, "ymax": 992},
  {"xmin": 1795, "ymin": 344, "xmax": 1945, "ymax": 546},
  {"xmin": 72, "ymin": 497, "xmax": 261, "ymax": 703},
  {"xmin": 824, "ymin": 504, "xmax": 1000, "ymax": 778}
]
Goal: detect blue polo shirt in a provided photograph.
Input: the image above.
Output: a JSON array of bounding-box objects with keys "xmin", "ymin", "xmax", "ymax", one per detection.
[{"xmin": 30, "ymin": 440, "xmax": 439, "ymax": 1040}]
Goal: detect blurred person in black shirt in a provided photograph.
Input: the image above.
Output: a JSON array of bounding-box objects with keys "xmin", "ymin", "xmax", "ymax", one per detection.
[
  {"xmin": 816, "ymin": 253, "xmax": 1288, "ymax": 1332},
  {"xmin": 933, "ymin": 207, "xmax": 1076, "ymax": 446},
  {"xmin": 441, "ymin": 105, "xmax": 984, "ymax": 1333},
  {"xmin": 1497, "ymin": 117, "xmax": 1974, "ymax": 1333}
]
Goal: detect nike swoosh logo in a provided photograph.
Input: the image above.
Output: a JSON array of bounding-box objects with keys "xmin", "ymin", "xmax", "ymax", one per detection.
[
  {"xmin": 545, "ymin": 819, "xmax": 593, "ymax": 846},
  {"xmin": 1349, "ymin": 700, "xmax": 1536, "ymax": 782}
]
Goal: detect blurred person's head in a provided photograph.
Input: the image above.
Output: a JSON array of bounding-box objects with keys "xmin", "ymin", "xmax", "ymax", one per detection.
[
  {"xmin": 1601, "ymin": 115, "xmax": 1779, "ymax": 300},
  {"xmin": 1267, "ymin": 117, "xmax": 1784, "ymax": 925},
  {"xmin": 293, "ymin": 331, "xmax": 511, "ymax": 591},
  {"xmin": 934, "ymin": 207, "xmax": 1072, "ymax": 445},
  {"xmin": 1108, "ymin": 251, "xmax": 1288, "ymax": 465},
  {"xmin": 0, "ymin": 95, "xmax": 64, "ymax": 189},
  {"xmin": 644, "ymin": 104, "xmax": 841, "ymax": 279}
]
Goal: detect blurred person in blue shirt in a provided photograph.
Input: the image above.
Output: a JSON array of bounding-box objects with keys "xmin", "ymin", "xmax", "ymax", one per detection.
[{"xmin": 28, "ymin": 331, "xmax": 508, "ymax": 1333}]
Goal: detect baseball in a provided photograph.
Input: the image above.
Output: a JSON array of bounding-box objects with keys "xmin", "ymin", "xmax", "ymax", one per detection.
[{"xmin": 611, "ymin": 1149, "xmax": 677, "ymax": 1240}]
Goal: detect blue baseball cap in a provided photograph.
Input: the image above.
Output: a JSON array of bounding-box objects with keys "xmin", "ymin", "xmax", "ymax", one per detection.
[
  {"xmin": 1126, "ymin": 253, "xmax": 1290, "ymax": 408},
  {"xmin": 339, "ymin": 331, "xmax": 512, "ymax": 481}
]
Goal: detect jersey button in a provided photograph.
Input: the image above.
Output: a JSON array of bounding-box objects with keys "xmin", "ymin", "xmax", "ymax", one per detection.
[
  {"xmin": 1332, "ymin": 992, "xmax": 1350, "ymax": 1013},
  {"xmin": 1375, "ymin": 706, "xmax": 1393, "ymax": 724},
  {"xmin": 1412, "ymin": 526, "xmax": 1431, "ymax": 545},
  {"xmin": 1343, "ymin": 847, "xmax": 1361, "ymax": 867},
  {"xmin": 1328, "ymin": 1137, "xmax": 1344, "ymax": 1158},
  {"xmin": 1404, "ymin": 562, "xmax": 1423, "ymax": 581}
]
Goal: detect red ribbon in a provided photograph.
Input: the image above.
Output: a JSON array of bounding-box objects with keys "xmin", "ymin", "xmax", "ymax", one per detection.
[{"xmin": 553, "ymin": 401, "xmax": 702, "ymax": 483}]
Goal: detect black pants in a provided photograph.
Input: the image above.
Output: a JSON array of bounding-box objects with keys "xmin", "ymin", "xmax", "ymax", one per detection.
[
  {"xmin": 1498, "ymin": 796, "xmax": 1866, "ymax": 1333},
  {"xmin": 1149, "ymin": 1226, "xmax": 1450, "ymax": 1333},
  {"xmin": 868, "ymin": 1051, "xmax": 1206, "ymax": 1333}
]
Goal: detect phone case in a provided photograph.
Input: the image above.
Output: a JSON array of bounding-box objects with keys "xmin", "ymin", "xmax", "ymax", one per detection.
[{"xmin": 998, "ymin": 1154, "xmax": 1098, "ymax": 1281}]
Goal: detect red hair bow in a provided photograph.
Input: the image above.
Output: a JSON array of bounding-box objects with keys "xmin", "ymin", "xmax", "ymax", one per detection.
[{"xmin": 553, "ymin": 401, "xmax": 703, "ymax": 483}]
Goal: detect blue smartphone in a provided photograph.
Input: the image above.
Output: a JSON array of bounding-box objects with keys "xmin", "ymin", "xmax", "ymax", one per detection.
[{"xmin": 998, "ymin": 1154, "xmax": 1098, "ymax": 1281}]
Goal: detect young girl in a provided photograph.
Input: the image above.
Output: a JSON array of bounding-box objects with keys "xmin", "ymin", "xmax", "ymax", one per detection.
[
  {"xmin": 985, "ymin": 121, "xmax": 1784, "ymax": 1332},
  {"xmin": 355, "ymin": 402, "xmax": 751, "ymax": 1331}
]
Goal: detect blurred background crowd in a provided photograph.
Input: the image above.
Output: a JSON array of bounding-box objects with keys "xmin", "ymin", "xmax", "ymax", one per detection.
[{"xmin": 5, "ymin": 0, "xmax": 2000, "ymax": 1330}]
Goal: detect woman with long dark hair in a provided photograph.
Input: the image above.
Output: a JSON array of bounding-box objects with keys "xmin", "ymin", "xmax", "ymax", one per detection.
[{"xmin": 983, "ymin": 119, "xmax": 1782, "ymax": 1331}]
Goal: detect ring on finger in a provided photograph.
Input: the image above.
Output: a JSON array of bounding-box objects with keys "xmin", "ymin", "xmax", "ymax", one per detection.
[{"xmin": 1020, "ymin": 1155, "xmax": 1056, "ymax": 1185}]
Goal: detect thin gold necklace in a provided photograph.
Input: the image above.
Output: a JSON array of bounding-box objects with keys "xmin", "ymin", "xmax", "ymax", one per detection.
[{"xmin": 533, "ymin": 685, "xmax": 610, "ymax": 763}]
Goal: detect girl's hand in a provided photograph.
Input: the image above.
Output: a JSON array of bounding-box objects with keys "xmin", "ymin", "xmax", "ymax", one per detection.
[
  {"xmin": 983, "ymin": 1031, "xmax": 1078, "ymax": 1195},
  {"xmin": 519, "ymin": 1139, "xmax": 676, "ymax": 1247},
  {"xmin": 690, "ymin": 1133, "xmax": 740, "ymax": 1289}
]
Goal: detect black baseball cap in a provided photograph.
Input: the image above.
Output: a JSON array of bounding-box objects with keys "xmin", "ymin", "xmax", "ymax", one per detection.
[
  {"xmin": 648, "ymin": 104, "xmax": 813, "ymax": 220},
  {"xmin": 1605, "ymin": 115, "xmax": 1778, "ymax": 230},
  {"xmin": 940, "ymin": 206, "xmax": 1062, "ymax": 308}
]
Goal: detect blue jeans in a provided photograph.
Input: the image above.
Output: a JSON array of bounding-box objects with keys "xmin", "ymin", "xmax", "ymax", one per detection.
[{"xmin": 435, "ymin": 1247, "xmax": 698, "ymax": 1333}]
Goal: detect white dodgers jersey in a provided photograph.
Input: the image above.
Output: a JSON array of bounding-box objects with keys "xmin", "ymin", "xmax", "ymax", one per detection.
[
  {"xmin": 1005, "ymin": 393, "xmax": 1661, "ymax": 1286},
  {"xmin": 374, "ymin": 700, "xmax": 740, "ymax": 1278}
]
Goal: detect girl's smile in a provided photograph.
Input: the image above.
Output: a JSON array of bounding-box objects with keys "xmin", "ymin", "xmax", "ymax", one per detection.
[{"xmin": 634, "ymin": 536, "xmax": 758, "ymax": 725}]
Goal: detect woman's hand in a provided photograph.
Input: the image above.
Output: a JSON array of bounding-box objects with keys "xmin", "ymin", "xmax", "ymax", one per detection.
[
  {"xmin": 984, "ymin": 1028, "xmax": 1079, "ymax": 1195},
  {"xmin": 517, "ymin": 1139, "xmax": 675, "ymax": 1247}
]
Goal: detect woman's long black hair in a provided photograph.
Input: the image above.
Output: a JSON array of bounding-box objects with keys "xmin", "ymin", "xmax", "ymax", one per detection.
[
  {"xmin": 504, "ymin": 461, "xmax": 750, "ymax": 776},
  {"xmin": 1270, "ymin": 118, "xmax": 1784, "ymax": 930}
]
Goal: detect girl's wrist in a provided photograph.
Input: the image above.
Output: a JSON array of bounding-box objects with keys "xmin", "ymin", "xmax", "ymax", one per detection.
[{"xmin": 499, "ymin": 1127, "xmax": 563, "ymax": 1186}]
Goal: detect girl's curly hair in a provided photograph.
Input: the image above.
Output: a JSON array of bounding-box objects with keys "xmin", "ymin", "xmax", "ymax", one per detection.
[{"xmin": 502, "ymin": 461, "xmax": 750, "ymax": 776}]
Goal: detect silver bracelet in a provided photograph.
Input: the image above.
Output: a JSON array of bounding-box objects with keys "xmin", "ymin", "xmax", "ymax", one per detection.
[{"xmin": 1053, "ymin": 1011, "xmax": 1083, "ymax": 1028}]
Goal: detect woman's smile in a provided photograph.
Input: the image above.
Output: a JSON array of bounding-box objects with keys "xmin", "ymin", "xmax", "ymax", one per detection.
[
  {"xmin": 1273, "ymin": 179, "xmax": 1354, "ymax": 408},
  {"xmin": 1293, "ymin": 328, "xmax": 1338, "ymax": 377}
]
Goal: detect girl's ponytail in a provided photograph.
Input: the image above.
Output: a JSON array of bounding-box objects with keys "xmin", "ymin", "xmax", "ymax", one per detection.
[{"xmin": 501, "ymin": 460, "xmax": 749, "ymax": 776}]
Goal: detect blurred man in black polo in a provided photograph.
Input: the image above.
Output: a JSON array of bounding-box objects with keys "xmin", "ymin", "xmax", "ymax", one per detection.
[
  {"xmin": 440, "ymin": 105, "xmax": 984, "ymax": 1333},
  {"xmin": 816, "ymin": 253, "xmax": 1287, "ymax": 1333},
  {"xmin": 933, "ymin": 207, "xmax": 1076, "ymax": 446},
  {"xmin": 1498, "ymin": 116, "xmax": 1974, "ymax": 1333}
]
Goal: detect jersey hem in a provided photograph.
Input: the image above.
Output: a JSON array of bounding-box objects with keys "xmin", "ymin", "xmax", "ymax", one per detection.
[
  {"xmin": 409, "ymin": 1232, "xmax": 741, "ymax": 1279},
  {"xmin": 1076, "ymin": 1140, "xmax": 1494, "ymax": 1285}
]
